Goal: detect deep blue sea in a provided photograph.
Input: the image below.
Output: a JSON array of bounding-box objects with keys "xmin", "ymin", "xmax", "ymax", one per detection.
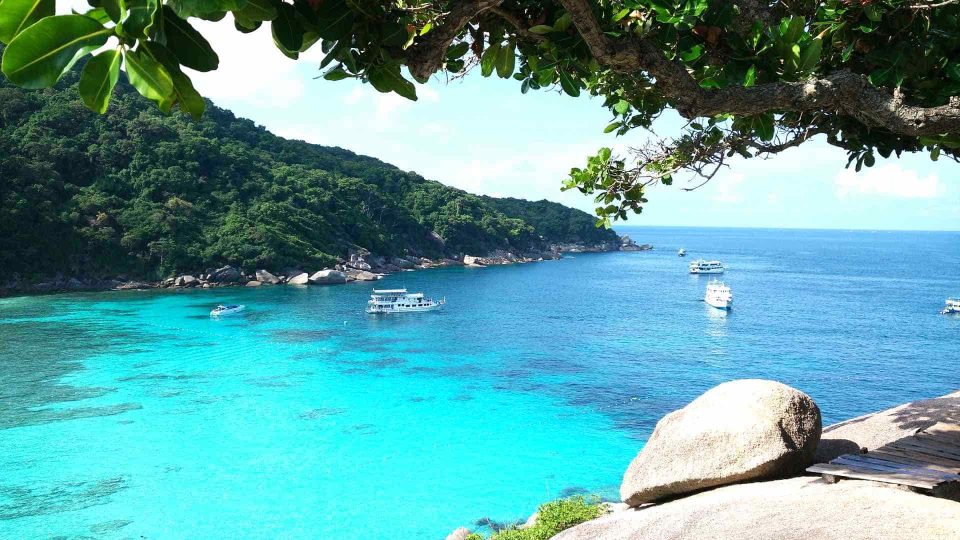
[{"xmin": 0, "ymin": 227, "xmax": 958, "ymax": 539}]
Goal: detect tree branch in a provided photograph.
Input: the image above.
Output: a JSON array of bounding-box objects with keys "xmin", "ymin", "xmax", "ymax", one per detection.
[
  {"xmin": 405, "ymin": 0, "xmax": 504, "ymax": 81},
  {"xmin": 556, "ymin": 0, "xmax": 960, "ymax": 137},
  {"xmin": 489, "ymin": 7, "xmax": 547, "ymax": 42}
]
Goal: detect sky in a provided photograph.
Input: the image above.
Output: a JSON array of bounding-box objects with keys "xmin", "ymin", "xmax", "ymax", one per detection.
[{"xmin": 80, "ymin": 10, "xmax": 960, "ymax": 231}]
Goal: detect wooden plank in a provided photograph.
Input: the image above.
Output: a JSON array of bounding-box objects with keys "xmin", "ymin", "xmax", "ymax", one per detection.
[
  {"xmin": 909, "ymin": 434, "xmax": 960, "ymax": 454},
  {"xmin": 869, "ymin": 449, "xmax": 960, "ymax": 473},
  {"xmin": 806, "ymin": 463, "xmax": 940, "ymax": 489},
  {"xmin": 888, "ymin": 439, "xmax": 960, "ymax": 461},
  {"xmin": 831, "ymin": 455, "xmax": 960, "ymax": 482}
]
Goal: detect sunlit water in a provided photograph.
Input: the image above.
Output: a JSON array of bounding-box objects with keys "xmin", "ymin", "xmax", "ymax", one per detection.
[{"xmin": 1, "ymin": 227, "xmax": 957, "ymax": 539}]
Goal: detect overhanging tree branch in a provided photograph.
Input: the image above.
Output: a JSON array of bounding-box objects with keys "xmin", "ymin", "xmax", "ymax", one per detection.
[
  {"xmin": 406, "ymin": 0, "xmax": 505, "ymax": 81},
  {"xmin": 556, "ymin": 0, "xmax": 960, "ymax": 137}
]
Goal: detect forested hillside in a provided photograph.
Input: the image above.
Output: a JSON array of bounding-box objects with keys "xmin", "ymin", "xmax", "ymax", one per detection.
[{"xmin": 0, "ymin": 65, "xmax": 617, "ymax": 281}]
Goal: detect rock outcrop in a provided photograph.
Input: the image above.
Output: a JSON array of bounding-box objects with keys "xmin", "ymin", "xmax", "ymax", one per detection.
[
  {"xmin": 208, "ymin": 265, "xmax": 241, "ymax": 282},
  {"xmin": 463, "ymin": 255, "xmax": 485, "ymax": 267},
  {"xmin": 308, "ymin": 270, "xmax": 347, "ymax": 285},
  {"xmin": 255, "ymin": 269, "xmax": 281, "ymax": 284},
  {"xmin": 814, "ymin": 390, "xmax": 960, "ymax": 463},
  {"xmin": 620, "ymin": 379, "xmax": 821, "ymax": 505},
  {"xmin": 444, "ymin": 527, "xmax": 472, "ymax": 540},
  {"xmin": 287, "ymin": 272, "xmax": 310, "ymax": 285},
  {"xmin": 555, "ymin": 476, "xmax": 960, "ymax": 540}
]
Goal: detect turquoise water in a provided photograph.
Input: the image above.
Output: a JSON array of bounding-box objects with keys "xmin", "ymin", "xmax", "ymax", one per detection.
[{"xmin": 1, "ymin": 227, "xmax": 958, "ymax": 539}]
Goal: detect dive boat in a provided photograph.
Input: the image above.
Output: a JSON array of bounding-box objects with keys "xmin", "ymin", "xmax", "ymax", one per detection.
[
  {"xmin": 366, "ymin": 289, "xmax": 445, "ymax": 314},
  {"xmin": 210, "ymin": 304, "xmax": 245, "ymax": 317},
  {"xmin": 678, "ymin": 248, "xmax": 686, "ymax": 257},
  {"xmin": 704, "ymin": 280, "xmax": 733, "ymax": 310},
  {"xmin": 689, "ymin": 259, "xmax": 725, "ymax": 274},
  {"xmin": 942, "ymin": 298, "xmax": 960, "ymax": 315}
]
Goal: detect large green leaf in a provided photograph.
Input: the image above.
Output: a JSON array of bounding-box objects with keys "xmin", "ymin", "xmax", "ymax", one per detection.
[
  {"xmin": 558, "ymin": 69, "xmax": 580, "ymax": 97},
  {"xmin": 368, "ymin": 62, "xmax": 417, "ymax": 101},
  {"xmin": 480, "ymin": 42, "xmax": 499, "ymax": 77},
  {"xmin": 101, "ymin": 0, "xmax": 126, "ymax": 23},
  {"xmin": 798, "ymin": 38, "xmax": 822, "ymax": 75},
  {"xmin": 495, "ymin": 42, "xmax": 515, "ymax": 79},
  {"xmin": 141, "ymin": 42, "xmax": 205, "ymax": 118},
  {"xmin": 168, "ymin": 0, "xmax": 245, "ymax": 18},
  {"xmin": 233, "ymin": 0, "xmax": 276, "ymax": 23},
  {"xmin": 117, "ymin": 0, "xmax": 158, "ymax": 38},
  {"xmin": 162, "ymin": 6, "xmax": 219, "ymax": 71},
  {"xmin": 79, "ymin": 47, "xmax": 122, "ymax": 113},
  {"xmin": 271, "ymin": 2, "xmax": 303, "ymax": 53},
  {"xmin": 124, "ymin": 48, "xmax": 175, "ymax": 112},
  {"xmin": 0, "ymin": 0, "xmax": 55, "ymax": 44},
  {"xmin": 313, "ymin": 0, "xmax": 353, "ymax": 40},
  {"xmin": 1, "ymin": 15, "xmax": 111, "ymax": 89}
]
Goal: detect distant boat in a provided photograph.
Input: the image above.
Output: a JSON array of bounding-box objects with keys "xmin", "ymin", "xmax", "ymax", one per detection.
[
  {"xmin": 705, "ymin": 280, "xmax": 733, "ymax": 310},
  {"xmin": 942, "ymin": 298, "xmax": 960, "ymax": 315},
  {"xmin": 211, "ymin": 304, "xmax": 245, "ymax": 317},
  {"xmin": 367, "ymin": 289, "xmax": 444, "ymax": 314},
  {"xmin": 689, "ymin": 259, "xmax": 725, "ymax": 274},
  {"xmin": 678, "ymin": 248, "xmax": 686, "ymax": 257}
]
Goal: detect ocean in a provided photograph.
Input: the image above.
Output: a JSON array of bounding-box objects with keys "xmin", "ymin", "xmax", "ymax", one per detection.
[{"xmin": 0, "ymin": 226, "xmax": 957, "ymax": 539}]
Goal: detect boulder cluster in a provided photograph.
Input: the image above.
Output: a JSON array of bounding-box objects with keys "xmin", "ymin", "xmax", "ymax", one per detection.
[{"xmin": 450, "ymin": 381, "xmax": 960, "ymax": 540}]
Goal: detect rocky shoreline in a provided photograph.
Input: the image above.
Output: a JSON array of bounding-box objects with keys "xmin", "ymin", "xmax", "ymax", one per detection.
[
  {"xmin": 0, "ymin": 236, "xmax": 652, "ymax": 297},
  {"xmin": 451, "ymin": 382, "xmax": 960, "ymax": 540}
]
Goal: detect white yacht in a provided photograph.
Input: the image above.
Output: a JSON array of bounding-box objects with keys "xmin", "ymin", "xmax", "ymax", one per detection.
[
  {"xmin": 678, "ymin": 248, "xmax": 686, "ymax": 257},
  {"xmin": 704, "ymin": 280, "xmax": 733, "ymax": 310},
  {"xmin": 942, "ymin": 298, "xmax": 960, "ymax": 315},
  {"xmin": 366, "ymin": 289, "xmax": 445, "ymax": 314},
  {"xmin": 689, "ymin": 259, "xmax": 725, "ymax": 274},
  {"xmin": 210, "ymin": 304, "xmax": 245, "ymax": 317}
]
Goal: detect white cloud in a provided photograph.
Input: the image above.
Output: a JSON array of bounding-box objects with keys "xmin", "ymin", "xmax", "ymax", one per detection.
[
  {"xmin": 834, "ymin": 164, "xmax": 942, "ymax": 199},
  {"xmin": 712, "ymin": 174, "xmax": 745, "ymax": 204}
]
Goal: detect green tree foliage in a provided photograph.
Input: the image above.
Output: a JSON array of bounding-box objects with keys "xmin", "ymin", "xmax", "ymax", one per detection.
[
  {"xmin": 1, "ymin": 0, "xmax": 957, "ymax": 224},
  {"xmin": 0, "ymin": 68, "xmax": 617, "ymax": 280}
]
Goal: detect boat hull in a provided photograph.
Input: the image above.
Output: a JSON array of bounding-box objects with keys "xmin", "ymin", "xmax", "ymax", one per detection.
[
  {"xmin": 691, "ymin": 268, "xmax": 724, "ymax": 274},
  {"xmin": 705, "ymin": 299, "xmax": 732, "ymax": 310},
  {"xmin": 366, "ymin": 303, "xmax": 443, "ymax": 314},
  {"xmin": 210, "ymin": 306, "xmax": 245, "ymax": 317}
]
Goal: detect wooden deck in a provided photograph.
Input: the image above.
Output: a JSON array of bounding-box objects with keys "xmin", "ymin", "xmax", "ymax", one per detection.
[{"xmin": 807, "ymin": 423, "xmax": 960, "ymax": 500}]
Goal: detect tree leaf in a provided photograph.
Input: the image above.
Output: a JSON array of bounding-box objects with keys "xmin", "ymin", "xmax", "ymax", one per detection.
[
  {"xmin": 162, "ymin": 6, "xmax": 219, "ymax": 72},
  {"xmin": 1, "ymin": 15, "xmax": 111, "ymax": 89},
  {"xmin": 101, "ymin": 0, "xmax": 126, "ymax": 23},
  {"xmin": 558, "ymin": 69, "xmax": 580, "ymax": 97},
  {"xmin": 743, "ymin": 65, "xmax": 756, "ymax": 87},
  {"xmin": 798, "ymin": 38, "xmax": 821, "ymax": 74},
  {"xmin": 140, "ymin": 41, "xmax": 205, "ymax": 118},
  {"xmin": 603, "ymin": 122, "xmax": 621, "ymax": 133},
  {"xmin": 529, "ymin": 25, "xmax": 554, "ymax": 35},
  {"xmin": 480, "ymin": 42, "xmax": 499, "ymax": 77},
  {"xmin": 613, "ymin": 100, "xmax": 630, "ymax": 114},
  {"xmin": 79, "ymin": 47, "xmax": 122, "ymax": 113},
  {"xmin": 117, "ymin": 0, "xmax": 158, "ymax": 38},
  {"xmin": 233, "ymin": 0, "xmax": 276, "ymax": 22},
  {"xmin": 124, "ymin": 48, "xmax": 175, "ymax": 112},
  {"xmin": 313, "ymin": 0, "xmax": 353, "ymax": 40},
  {"xmin": 0, "ymin": 0, "xmax": 56, "ymax": 44},
  {"xmin": 322, "ymin": 65, "xmax": 350, "ymax": 81},
  {"xmin": 368, "ymin": 62, "xmax": 417, "ymax": 101},
  {"xmin": 495, "ymin": 42, "xmax": 514, "ymax": 78},
  {"xmin": 271, "ymin": 2, "xmax": 303, "ymax": 53}
]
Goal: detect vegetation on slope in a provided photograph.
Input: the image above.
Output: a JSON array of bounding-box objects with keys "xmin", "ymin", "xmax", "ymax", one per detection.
[
  {"xmin": 0, "ymin": 68, "xmax": 617, "ymax": 281},
  {"xmin": 470, "ymin": 496, "xmax": 604, "ymax": 540}
]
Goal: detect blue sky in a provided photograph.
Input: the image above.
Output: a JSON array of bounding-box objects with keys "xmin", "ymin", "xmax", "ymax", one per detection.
[{"xmin": 179, "ymin": 19, "xmax": 960, "ymax": 232}]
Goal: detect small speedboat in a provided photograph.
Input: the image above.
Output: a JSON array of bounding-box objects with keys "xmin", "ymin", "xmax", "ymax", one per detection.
[
  {"xmin": 678, "ymin": 248, "xmax": 686, "ymax": 257},
  {"xmin": 942, "ymin": 298, "xmax": 960, "ymax": 315},
  {"xmin": 210, "ymin": 304, "xmax": 245, "ymax": 317}
]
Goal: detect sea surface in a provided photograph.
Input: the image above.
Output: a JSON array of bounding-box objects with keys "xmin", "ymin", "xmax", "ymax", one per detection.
[{"xmin": 0, "ymin": 227, "xmax": 957, "ymax": 539}]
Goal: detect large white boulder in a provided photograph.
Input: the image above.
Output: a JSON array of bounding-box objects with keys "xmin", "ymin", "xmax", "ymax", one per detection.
[
  {"xmin": 287, "ymin": 272, "xmax": 309, "ymax": 285},
  {"xmin": 255, "ymin": 269, "xmax": 280, "ymax": 284},
  {"xmin": 620, "ymin": 379, "xmax": 821, "ymax": 505},
  {"xmin": 308, "ymin": 269, "xmax": 347, "ymax": 285},
  {"xmin": 444, "ymin": 527, "xmax": 472, "ymax": 540},
  {"xmin": 555, "ymin": 476, "xmax": 960, "ymax": 540}
]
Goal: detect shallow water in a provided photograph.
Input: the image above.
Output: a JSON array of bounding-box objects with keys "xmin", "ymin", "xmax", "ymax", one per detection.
[{"xmin": 0, "ymin": 226, "xmax": 958, "ymax": 538}]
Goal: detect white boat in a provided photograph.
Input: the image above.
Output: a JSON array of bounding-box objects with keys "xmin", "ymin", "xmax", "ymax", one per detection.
[
  {"xmin": 689, "ymin": 259, "xmax": 725, "ymax": 274},
  {"xmin": 942, "ymin": 298, "xmax": 960, "ymax": 315},
  {"xmin": 704, "ymin": 280, "xmax": 733, "ymax": 310},
  {"xmin": 210, "ymin": 304, "xmax": 245, "ymax": 317},
  {"xmin": 678, "ymin": 248, "xmax": 686, "ymax": 257},
  {"xmin": 366, "ymin": 289, "xmax": 445, "ymax": 314}
]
